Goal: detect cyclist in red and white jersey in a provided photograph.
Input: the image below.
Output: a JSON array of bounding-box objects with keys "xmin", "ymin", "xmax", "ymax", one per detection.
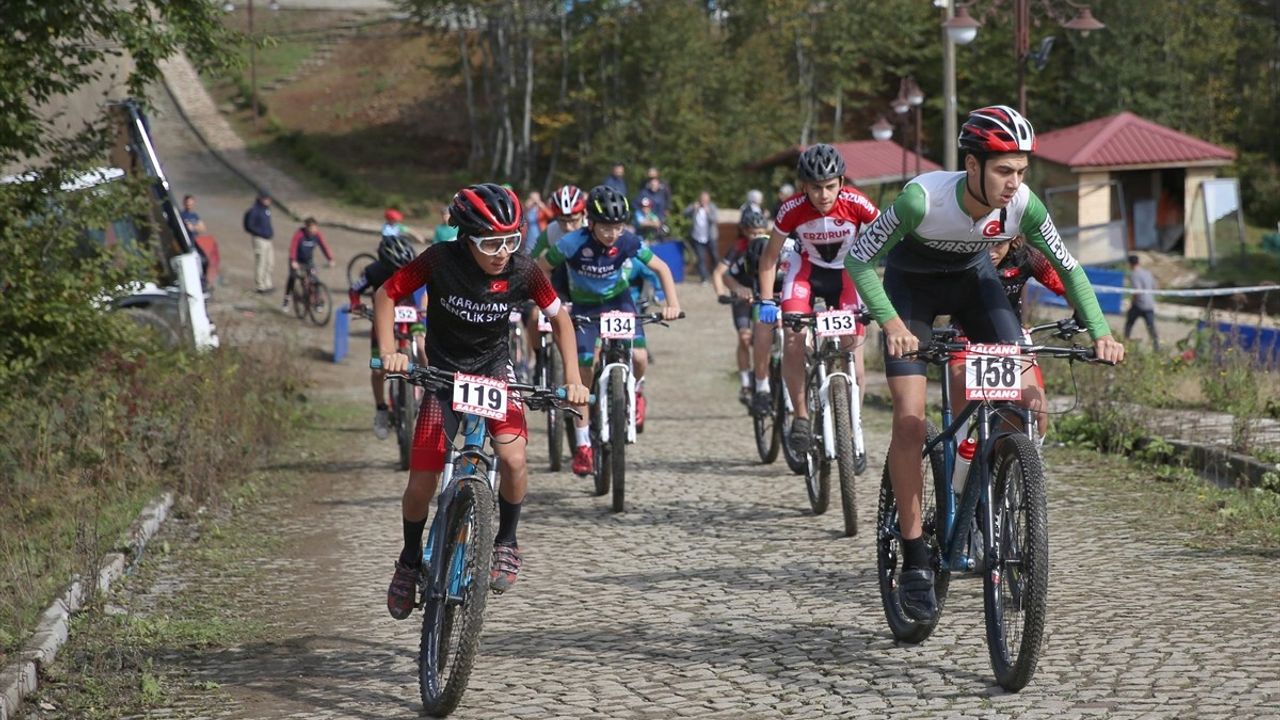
[{"xmin": 756, "ymin": 143, "xmax": 880, "ymax": 455}]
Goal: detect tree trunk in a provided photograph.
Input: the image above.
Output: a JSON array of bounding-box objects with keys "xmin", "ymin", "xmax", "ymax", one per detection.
[
  {"xmin": 543, "ymin": 2, "xmax": 570, "ymax": 193},
  {"xmin": 458, "ymin": 29, "xmax": 482, "ymax": 172},
  {"xmin": 520, "ymin": 2, "xmax": 534, "ymax": 188},
  {"xmin": 796, "ymin": 34, "xmax": 814, "ymax": 146}
]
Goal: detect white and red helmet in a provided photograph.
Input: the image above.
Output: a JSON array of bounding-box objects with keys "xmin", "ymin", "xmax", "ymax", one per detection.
[
  {"xmin": 958, "ymin": 105, "xmax": 1037, "ymax": 154},
  {"xmin": 550, "ymin": 184, "xmax": 587, "ymax": 217}
]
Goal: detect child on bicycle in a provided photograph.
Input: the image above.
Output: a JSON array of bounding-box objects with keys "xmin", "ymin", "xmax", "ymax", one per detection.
[
  {"xmin": 375, "ymin": 183, "xmax": 589, "ymax": 617},
  {"xmin": 756, "ymin": 144, "xmax": 880, "ymax": 456},
  {"xmin": 712, "ymin": 209, "xmax": 771, "ymax": 406},
  {"xmin": 282, "ymin": 217, "xmax": 334, "ymax": 310},
  {"xmin": 538, "ymin": 185, "xmax": 682, "ymax": 476},
  {"xmin": 350, "ymin": 234, "xmax": 420, "ymax": 440}
]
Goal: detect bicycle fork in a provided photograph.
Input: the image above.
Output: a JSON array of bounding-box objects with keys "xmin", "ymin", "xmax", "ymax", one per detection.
[
  {"xmin": 815, "ymin": 355, "xmax": 862, "ymax": 460},
  {"xmin": 597, "ymin": 363, "xmax": 636, "ymax": 445}
]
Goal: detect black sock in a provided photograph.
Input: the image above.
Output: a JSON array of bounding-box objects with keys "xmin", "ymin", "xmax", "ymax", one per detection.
[
  {"xmin": 399, "ymin": 515, "xmax": 428, "ymax": 567},
  {"xmin": 902, "ymin": 536, "xmax": 931, "ymax": 570},
  {"xmin": 376, "ymin": 402, "xmax": 388, "ymax": 411},
  {"xmin": 495, "ymin": 496, "xmax": 522, "ymax": 546}
]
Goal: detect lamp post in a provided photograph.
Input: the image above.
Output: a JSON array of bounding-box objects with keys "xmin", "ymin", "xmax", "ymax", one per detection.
[
  {"xmin": 942, "ymin": 0, "xmax": 1103, "ymax": 164},
  {"xmin": 224, "ymin": 1, "xmax": 282, "ymax": 131},
  {"xmin": 887, "ymin": 77, "xmax": 926, "ymax": 183}
]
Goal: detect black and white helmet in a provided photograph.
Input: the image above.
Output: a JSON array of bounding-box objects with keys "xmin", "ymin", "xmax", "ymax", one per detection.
[
  {"xmin": 586, "ymin": 185, "xmax": 631, "ymax": 224},
  {"xmin": 739, "ymin": 208, "xmax": 768, "ymax": 230},
  {"xmin": 796, "ymin": 143, "xmax": 846, "ymax": 183},
  {"xmin": 378, "ymin": 233, "xmax": 416, "ymax": 268}
]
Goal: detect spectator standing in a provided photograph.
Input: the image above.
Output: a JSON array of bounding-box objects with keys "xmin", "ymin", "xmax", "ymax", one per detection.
[
  {"xmin": 636, "ymin": 167, "xmax": 672, "ymax": 220},
  {"xmin": 1124, "ymin": 253, "xmax": 1159, "ymax": 349},
  {"xmin": 180, "ymin": 194, "xmax": 206, "ymax": 236},
  {"xmin": 242, "ymin": 190, "xmax": 275, "ymax": 293},
  {"xmin": 741, "ymin": 188, "xmax": 765, "ymax": 216},
  {"xmin": 634, "ymin": 197, "xmax": 664, "ymax": 241},
  {"xmin": 603, "ymin": 162, "xmax": 628, "ymax": 197},
  {"xmin": 683, "ymin": 190, "xmax": 720, "ymax": 284},
  {"xmin": 432, "ymin": 205, "xmax": 458, "ymax": 243},
  {"xmin": 181, "ymin": 194, "xmax": 219, "ymax": 287}
]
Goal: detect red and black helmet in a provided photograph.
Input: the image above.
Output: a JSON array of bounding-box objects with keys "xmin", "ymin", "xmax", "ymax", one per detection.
[
  {"xmin": 958, "ymin": 105, "xmax": 1037, "ymax": 155},
  {"xmin": 550, "ymin": 184, "xmax": 587, "ymax": 217},
  {"xmin": 448, "ymin": 183, "xmax": 523, "ymax": 236}
]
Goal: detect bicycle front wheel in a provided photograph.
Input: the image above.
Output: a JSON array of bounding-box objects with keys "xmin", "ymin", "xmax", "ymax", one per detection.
[
  {"xmin": 830, "ymin": 374, "xmax": 859, "ymax": 537},
  {"xmin": 543, "ymin": 349, "xmax": 565, "ymax": 472},
  {"xmin": 984, "ymin": 432, "xmax": 1049, "ymax": 692},
  {"xmin": 394, "ymin": 378, "xmax": 415, "ymax": 471},
  {"xmin": 419, "ymin": 477, "xmax": 497, "ymax": 717},
  {"xmin": 292, "ymin": 282, "xmax": 307, "ymax": 319},
  {"xmin": 307, "ymin": 280, "xmax": 333, "ymax": 326},
  {"xmin": 803, "ymin": 372, "xmax": 830, "ymax": 515},
  {"xmin": 876, "ymin": 419, "xmax": 950, "ymax": 644},
  {"xmin": 609, "ymin": 371, "xmax": 628, "ymax": 513}
]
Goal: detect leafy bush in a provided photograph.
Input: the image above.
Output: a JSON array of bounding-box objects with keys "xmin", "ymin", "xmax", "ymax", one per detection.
[
  {"xmin": 0, "ymin": 173, "xmax": 157, "ymax": 386},
  {"xmin": 1236, "ymin": 152, "xmax": 1280, "ymax": 229}
]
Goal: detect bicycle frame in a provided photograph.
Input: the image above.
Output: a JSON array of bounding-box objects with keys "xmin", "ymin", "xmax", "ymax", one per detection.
[
  {"xmin": 926, "ymin": 358, "xmax": 1035, "ymax": 574},
  {"xmin": 423, "ymin": 414, "xmax": 499, "ymax": 601},
  {"xmin": 808, "ymin": 336, "xmax": 860, "ymax": 461}
]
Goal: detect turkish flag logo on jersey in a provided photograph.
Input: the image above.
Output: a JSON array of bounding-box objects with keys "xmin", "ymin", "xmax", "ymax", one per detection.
[
  {"xmin": 489, "ymin": 279, "xmax": 508, "ymax": 293},
  {"xmin": 982, "ymin": 220, "xmax": 1004, "ymax": 237}
]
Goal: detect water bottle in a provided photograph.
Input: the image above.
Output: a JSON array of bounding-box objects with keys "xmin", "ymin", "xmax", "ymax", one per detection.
[{"xmin": 952, "ymin": 437, "xmax": 978, "ymax": 495}]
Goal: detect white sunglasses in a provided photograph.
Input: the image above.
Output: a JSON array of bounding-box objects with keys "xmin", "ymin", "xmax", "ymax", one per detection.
[{"xmin": 471, "ymin": 232, "xmax": 522, "ymax": 256}]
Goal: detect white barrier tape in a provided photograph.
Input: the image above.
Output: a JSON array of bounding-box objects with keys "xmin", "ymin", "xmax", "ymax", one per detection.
[{"xmin": 1081, "ymin": 284, "xmax": 1278, "ymax": 298}]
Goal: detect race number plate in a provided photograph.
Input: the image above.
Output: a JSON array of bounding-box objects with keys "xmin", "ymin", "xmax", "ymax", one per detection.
[
  {"xmin": 815, "ymin": 309, "xmax": 858, "ymax": 338},
  {"xmin": 964, "ymin": 344, "xmax": 1022, "ymax": 400},
  {"xmin": 452, "ymin": 373, "xmax": 509, "ymax": 420},
  {"xmin": 600, "ymin": 311, "xmax": 636, "ymax": 340},
  {"xmin": 394, "ymin": 306, "xmax": 419, "ymax": 323},
  {"xmin": 537, "ymin": 310, "xmax": 552, "ymax": 333}
]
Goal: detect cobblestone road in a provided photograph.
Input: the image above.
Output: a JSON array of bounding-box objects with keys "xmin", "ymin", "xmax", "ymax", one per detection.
[{"xmin": 92, "ymin": 89, "xmax": 1280, "ymax": 720}]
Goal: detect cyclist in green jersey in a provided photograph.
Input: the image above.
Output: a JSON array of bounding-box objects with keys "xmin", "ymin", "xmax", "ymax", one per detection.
[{"xmin": 844, "ymin": 105, "xmax": 1125, "ymax": 624}]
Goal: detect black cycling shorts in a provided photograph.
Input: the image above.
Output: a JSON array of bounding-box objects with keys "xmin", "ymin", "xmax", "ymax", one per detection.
[
  {"xmin": 730, "ymin": 299, "xmax": 752, "ymax": 331},
  {"xmin": 882, "ymin": 260, "xmax": 1021, "ymax": 377}
]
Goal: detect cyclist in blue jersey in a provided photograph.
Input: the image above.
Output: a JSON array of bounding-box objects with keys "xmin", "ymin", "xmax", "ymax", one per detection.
[
  {"xmin": 540, "ymin": 185, "xmax": 682, "ymax": 476},
  {"xmin": 845, "ymin": 106, "xmax": 1125, "ymax": 624}
]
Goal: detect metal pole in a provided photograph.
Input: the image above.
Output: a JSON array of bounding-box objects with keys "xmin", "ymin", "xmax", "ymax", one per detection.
[
  {"xmin": 943, "ymin": 0, "xmax": 958, "ymax": 171},
  {"xmin": 1016, "ymin": 0, "xmax": 1029, "ymax": 115},
  {"xmin": 901, "ymin": 122, "xmax": 908, "ymax": 187},
  {"xmin": 249, "ymin": 0, "xmax": 259, "ymax": 131},
  {"xmin": 911, "ymin": 105, "xmax": 921, "ymax": 174}
]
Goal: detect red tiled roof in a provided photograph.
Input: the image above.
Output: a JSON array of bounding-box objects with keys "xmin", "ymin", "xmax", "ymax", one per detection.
[
  {"xmin": 1036, "ymin": 111, "xmax": 1235, "ymax": 169},
  {"xmin": 745, "ymin": 141, "xmax": 942, "ymax": 185}
]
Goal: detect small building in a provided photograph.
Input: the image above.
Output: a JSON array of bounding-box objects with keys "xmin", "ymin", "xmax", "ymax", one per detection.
[{"xmin": 1034, "ymin": 112, "xmax": 1236, "ymax": 263}]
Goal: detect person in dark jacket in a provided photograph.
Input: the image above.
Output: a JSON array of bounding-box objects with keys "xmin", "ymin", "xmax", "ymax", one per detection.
[{"xmin": 243, "ymin": 191, "xmax": 275, "ymax": 292}]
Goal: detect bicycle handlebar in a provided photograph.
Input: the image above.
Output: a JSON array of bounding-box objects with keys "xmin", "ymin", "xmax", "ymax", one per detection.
[
  {"xmin": 369, "ymin": 359, "xmax": 595, "ymax": 407},
  {"xmin": 781, "ymin": 307, "xmax": 874, "ymax": 331},
  {"xmin": 570, "ymin": 311, "xmax": 685, "ymax": 328},
  {"xmin": 903, "ymin": 340, "xmax": 1114, "ymax": 366},
  {"xmin": 1026, "ymin": 316, "xmax": 1084, "ymax": 341}
]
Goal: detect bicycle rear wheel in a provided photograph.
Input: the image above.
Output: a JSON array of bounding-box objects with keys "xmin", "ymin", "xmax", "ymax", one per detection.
[
  {"xmin": 753, "ymin": 373, "xmax": 780, "ymax": 464},
  {"xmin": 984, "ymin": 432, "xmax": 1049, "ymax": 692},
  {"xmin": 830, "ymin": 374, "xmax": 858, "ymax": 537},
  {"xmin": 419, "ymin": 477, "xmax": 496, "ymax": 717},
  {"xmin": 347, "ymin": 252, "xmax": 376, "ymax": 291},
  {"xmin": 609, "ymin": 371, "xmax": 628, "ymax": 513},
  {"xmin": 539, "ymin": 348, "xmax": 566, "ymax": 472},
  {"xmin": 307, "ymin": 280, "xmax": 333, "ymax": 326},
  {"xmin": 876, "ymin": 419, "xmax": 950, "ymax": 644},
  {"xmin": 803, "ymin": 372, "xmax": 830, "ymax": 515},
  {"xmin": 292, "ymin": 281, "xmax": 307, "ymax": 319}
]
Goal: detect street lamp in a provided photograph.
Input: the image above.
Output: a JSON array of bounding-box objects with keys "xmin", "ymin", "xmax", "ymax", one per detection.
[
  {"xmin": 223, "ymin": 1, "xmax": 283, "ymax": 131},
  {"xmin": 943, "ymin": 0, "xmax": 1103, "ymax": 117},
  {"xmin": 870, "ymin": 116, "xmax": 894, "ymax": 143}
]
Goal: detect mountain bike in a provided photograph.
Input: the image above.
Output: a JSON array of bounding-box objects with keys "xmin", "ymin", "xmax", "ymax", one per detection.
[
  {"xmin": 355, "ymin": 303, "xmax": 426, "ymax": 470},
  {"xmin": 573, "ymin": 310, "xmax": 683, "ymax": 513},
  {"xmin": 874, "ymin": 318, "xmax": 1110, "ymax": 691},
  {"xmin": 782, "ymin": 301, "xmax": 871, "ymax": 536},
  {"xmin": 530, "ymin": 307, "xmax": 572, "ymax": 471},
  {"xmin": 290, "ymin": 265, "xmax": 332, "ymax": 326},
  {"xmin": 370, "ymin": 359, "xmax": 582, "ymax": 717},
  {"xmin": 719, "ymin": 294, "xmax": 784, "ymax": 465}
]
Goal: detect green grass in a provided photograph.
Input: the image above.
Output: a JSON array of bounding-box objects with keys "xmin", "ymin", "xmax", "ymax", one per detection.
[
  {"xmin": 21, "ymin": 400, "xmax": 366, "ymax": 718},
  {"xmin": 1050, "ymin": 445, "xmax": 1280, "ymax": 554}
]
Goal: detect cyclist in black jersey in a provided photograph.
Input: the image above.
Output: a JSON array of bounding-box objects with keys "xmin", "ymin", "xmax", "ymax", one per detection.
[
  {"xmin": 350, "ymin": 233, "xmax": 420, "ymax": 439},
  {"xmin": 375, "ymin": 183, "xmax": 589, "ymax": 618},
  {"xmin": 712, "ymin": 209, "xmax": 770, "ymax": 405}
]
